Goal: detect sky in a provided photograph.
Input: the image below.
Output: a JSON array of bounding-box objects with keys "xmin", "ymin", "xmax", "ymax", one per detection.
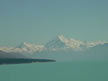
[{"xmin": 0, "ymin": 0, "xmax": 108, "ymax": 46}]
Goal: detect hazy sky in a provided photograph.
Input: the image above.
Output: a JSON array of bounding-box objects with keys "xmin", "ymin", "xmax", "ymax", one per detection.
[{"xmin": 0, "ymin": 0, "xmax": 108, "ymax": 46}]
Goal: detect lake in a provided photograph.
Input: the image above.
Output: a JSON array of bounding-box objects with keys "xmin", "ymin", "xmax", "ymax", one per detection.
[{"xmin": 0, "ymin": 61, "xmax": 108, "ymax": 81}]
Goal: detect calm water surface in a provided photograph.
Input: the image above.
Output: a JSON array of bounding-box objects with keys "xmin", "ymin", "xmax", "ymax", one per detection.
[{"xmin": 0, "ymin": 61, "xmax": 108, "ymax": 81}]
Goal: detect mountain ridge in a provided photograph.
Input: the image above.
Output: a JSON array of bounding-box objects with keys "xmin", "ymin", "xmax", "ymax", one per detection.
[{"xmin": 0, "ymin": 35, "xmax": 107, "ymax": 54}]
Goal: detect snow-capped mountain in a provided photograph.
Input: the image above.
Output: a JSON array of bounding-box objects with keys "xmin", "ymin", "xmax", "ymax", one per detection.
[
  {"xmin": 0, "ymin": 35, "xmax": 108, "ymax": 61},
  {"xmin": 0, "ymin": 42, "xmax": 44, "ymax": 54},
  {"xmin": 0, "ymin": 35, "xmax": 107, "ymax": 54},
  {"xmin": 30, "ymin": 35, "xmax": 108, "ymax": 61},
  {"xmin": 16, "ymin": 42, "xmax": 45, "ymax": 53},
  {"xmin": 45, "ymin": 35, "xmax": 85, "ymax": 50},
  {"xmin": 45, "ymin": 35, "xmax": 67, "ymax": 50},
  {"xmin": 45, "ymin": 35, "xmax": 106, "ymax": 51},
  {"xmin": 33, "ymin": 41, "xmax": 108, "ymax": 61}
]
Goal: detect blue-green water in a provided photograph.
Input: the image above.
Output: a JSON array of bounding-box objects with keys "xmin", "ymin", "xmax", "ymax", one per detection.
[{"xmin": 0, "ymin": 61, "xmax": 108, "ymax": 81}]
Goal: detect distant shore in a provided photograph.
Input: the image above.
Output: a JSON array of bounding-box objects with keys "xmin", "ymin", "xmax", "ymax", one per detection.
[{"xmin": 0, "ymin": 58, "xmax": 56, "ymax": 65}]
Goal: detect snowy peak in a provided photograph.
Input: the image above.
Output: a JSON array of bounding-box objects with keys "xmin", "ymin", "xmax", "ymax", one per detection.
[
  {"xmin": 57, "ymin": 35, "xmax": 68, "ymax": 43},
  {"xmin": 45, "ymin": 35, "xmax": 66, "ymax": 49},
  {"xmin": 17, "ymin": 42, "xmax": 31, "ymax": 48},
  {"xmin": 45, "ymin": 35, "xmax": 108, "ymax": 51},
  {"xmin": 57, "ymin": 35, "xmax": 86, "ymax": 49},
  {"xmin": 0, "ymin": 35, "xmax": 107, "ymax": 54},
  {"xmin": 45, "ymin": 35, "xmax": 84, "ymax": 50},
  {"xmin": 17, "ymin": 42, "xmax": 40, "ymax": 49},
  {"xmin": 0, "ymin": 42, "xmax": 45, "ymax": 54},
  {"xmin": 16, "ymin": 42, "xmax": 45, "ymax": 53}
]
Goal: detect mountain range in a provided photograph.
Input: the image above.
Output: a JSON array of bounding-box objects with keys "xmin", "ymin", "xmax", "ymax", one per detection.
[{"xmin": 0, "ymin": 35, "xmax": 108, "ymax": 61}]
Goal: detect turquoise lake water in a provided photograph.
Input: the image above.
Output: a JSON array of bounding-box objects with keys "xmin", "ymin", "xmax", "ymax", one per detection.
[{"xmin": 0, "ymin": 61, "xmax": 108, "ymax": 81}]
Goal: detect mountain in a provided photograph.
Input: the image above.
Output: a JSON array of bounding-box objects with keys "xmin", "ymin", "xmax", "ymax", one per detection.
[
  {"xmin": 16, "ymin": 42, "xmax": 44, "ymax": 53},
  {"xmin": 0, "ymin": 42, "xmax": 44, "ymax": 54},
  {"xmin": 45, "ymin": 35, "xmax": 84, "ymax": 50},
  {"xmin": 45, "ymin": 35, "xmax": 106, "ymax": 51},
  {"xmin": 0, "ymin": 50, "xmax": 26, "ymax": 58},
  {"xmin": 0, "ymin": 35, "xmax": 108, "ymax": 62},
  {"xmin": 33, "ymin": 43, "xmax": 108, "ymax": 61},
  {"xmin": 0, "ymin": 35, "xmax": 106, "ymax": 54},
  {"xmin": 32, "ymin": 35, "xmax": 108, "ymax": 61},
  {"xmin": 45, "ymin": 35, "xmax": 67, "ymax": 50},
  {"xmin": 0, "ymin": 50, "xmax": 56, "ymax": 65},
  {"xmin": 84, "ymin": 43, "xmax": 108, "ymax": 58}
]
